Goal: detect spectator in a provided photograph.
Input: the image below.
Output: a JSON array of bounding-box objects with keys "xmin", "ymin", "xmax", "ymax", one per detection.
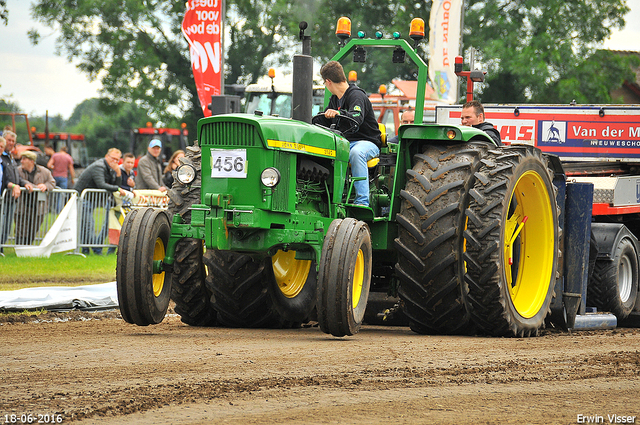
[
  {"xmin": 163, "ymin": 149, "xmax": 185, "ymax": 188},
  {"xmin": 387, "ymin": 109, "xmax": 415, "ymax": 145},
  {"xmin": 15, "ymin": 151, "xmax": 56, "ymax": 245},
  {"xmin": 37, "ymin": 145, "xmax": 56, "ymax": 167},
  {"xmin": 136, "ymin": 139, "xmax": 167, "ymax": 192},
  {"xmin": 47, "ymin": 145, "xmax": 75, "ymax": 189},
  {"xmin": 0, "ymin": 131, "xmax": 23, "ymax": 256},
  {"xmin": 75, "ymin": 148, "xmax": 128, "ymax": 255},
  {"xmin": 0, "ymin": 136, "xmax": 5, "ymax": 193},
  {"xmin": 119, "ymin": 152, "xmax": 136, "ymax": 191},
  {"xmin": 460, "ymin": 100, "xmax": 502, "ymax": 145}
]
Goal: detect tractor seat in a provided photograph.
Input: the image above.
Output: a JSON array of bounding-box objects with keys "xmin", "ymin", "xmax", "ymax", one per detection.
[{"xmin": 365, "ymin": 123, "xmax": 387, "ymax": 168}]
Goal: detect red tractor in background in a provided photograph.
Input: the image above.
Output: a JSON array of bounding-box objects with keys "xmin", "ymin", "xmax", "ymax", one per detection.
[
  {"xmin": 1, "ymin": 111, "xmax": 89, "ymax": 169},
  {"xmin": 114, "ymin": 123, "xmax": 189, "ymax": 166}
]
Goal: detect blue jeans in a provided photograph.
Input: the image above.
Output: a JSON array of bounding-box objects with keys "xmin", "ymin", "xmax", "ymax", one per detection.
[
  {"xmin": 349, "ymin": 140, "xmax": 380, "ymax": 206},
  {"xmin": 80, "ymin": 198, "xmax": 112, "ymax": 255},
  {"xmin": 54, "ymin": 177, "xmax": 68, "ymax": 189}
]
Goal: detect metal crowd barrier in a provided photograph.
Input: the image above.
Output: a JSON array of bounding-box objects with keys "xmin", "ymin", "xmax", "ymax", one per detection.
[
  {"xmin": 0, "ymin": 187, "xmax": 168, "ymax": 256},
  {"xmin": 0, "ymin": 188, "xmax": 76, "ymax": 251}
]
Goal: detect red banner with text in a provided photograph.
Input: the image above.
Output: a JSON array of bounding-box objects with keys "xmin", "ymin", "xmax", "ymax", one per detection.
[{"xmin": 181, "ymin": 0, "xmax": 222, "ymax": 117}]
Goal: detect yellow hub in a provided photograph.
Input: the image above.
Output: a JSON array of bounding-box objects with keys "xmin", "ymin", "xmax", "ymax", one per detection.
[
  {"xmin": 152, "ymin": 237, "xmax": 166, "ymax": 297},
  {"xmin": 503, "ymin": 170, "xmax": 554, "ymax": 318},
  {"xmin": 272, "ymin": 250, "xmax": 311, "ymax": 298},
  {"xmin": 352, "ymin": 249, "xmax": 364, "ymax": 309}
]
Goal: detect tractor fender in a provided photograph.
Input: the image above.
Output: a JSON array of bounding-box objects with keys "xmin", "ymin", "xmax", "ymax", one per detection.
[{"xmin": 591, "ymin": 222, "xmax": 640, "ymax": 261}]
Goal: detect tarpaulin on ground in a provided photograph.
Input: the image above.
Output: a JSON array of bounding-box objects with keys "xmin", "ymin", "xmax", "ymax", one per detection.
[{"xmin": 0, "ymin": 282, "xmax": 118, "ymax": 311}]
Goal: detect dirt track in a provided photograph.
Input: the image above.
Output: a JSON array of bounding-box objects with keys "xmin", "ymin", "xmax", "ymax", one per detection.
[{"xmin": 1, "ymin": 310, "xmax": 639, "ymax": 424}]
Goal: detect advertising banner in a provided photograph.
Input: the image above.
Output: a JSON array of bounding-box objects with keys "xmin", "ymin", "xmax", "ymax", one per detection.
[
  {"xmin": 436, "ymin": 105, "xmax": 640, "ymax": 161},
  {"xmin": 182, "ymin": 0, "xmax": 223, "ymax": 117},
  {"xmin": 429, "ymin": 0, "xmax": 463, "ymax": 104}
]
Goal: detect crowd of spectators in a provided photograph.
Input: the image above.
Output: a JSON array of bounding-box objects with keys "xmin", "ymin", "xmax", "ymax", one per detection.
[{"xmin": 0, "ymin": 131, "xmax": 174, "ymax": 255}]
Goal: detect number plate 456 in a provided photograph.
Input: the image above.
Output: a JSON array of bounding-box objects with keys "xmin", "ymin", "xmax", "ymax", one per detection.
[{"xmin": 210, "ymin": 149, "xmax": 247, "ymax": 178}]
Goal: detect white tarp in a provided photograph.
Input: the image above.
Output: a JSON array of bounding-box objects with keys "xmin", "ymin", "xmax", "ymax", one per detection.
[
  {"xmin": 428, "ymin": 0, "xmax": 463, "ymax": 104},
  {"xmin": 0, "ymin": 282, "xmax": 118, "ymax": 311},
  {"xmin": 15, "ymin": 193, "xmax": 78, "ymax": 258}
]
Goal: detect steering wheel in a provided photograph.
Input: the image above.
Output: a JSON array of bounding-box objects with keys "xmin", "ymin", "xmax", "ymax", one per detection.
[{"xmin": 312, "ymin": 112, "xmax": 360, "ymax": 136}]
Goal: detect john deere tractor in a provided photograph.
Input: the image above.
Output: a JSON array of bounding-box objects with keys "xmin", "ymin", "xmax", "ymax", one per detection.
[{"xmin": 117, "ymin": 18, "xmax": 561, "ymax": 337}]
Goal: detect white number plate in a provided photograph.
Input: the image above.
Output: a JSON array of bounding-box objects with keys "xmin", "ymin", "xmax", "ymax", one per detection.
[{"xmin": 210, "ymin": 149, "xmax": 247, "ymax": 178}]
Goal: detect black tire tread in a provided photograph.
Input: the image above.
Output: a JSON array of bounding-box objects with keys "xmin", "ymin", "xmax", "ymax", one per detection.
[
  {"xmin": 588, "ymin": 239, "xmax": 638, "ymax": 320},
  {"xmin": 463, "ymin": 146, "xmax": 560, "ymax": 337},
  {"xmin": 395, "ymin": 143, "xmax": 487, "ymax": 335}
]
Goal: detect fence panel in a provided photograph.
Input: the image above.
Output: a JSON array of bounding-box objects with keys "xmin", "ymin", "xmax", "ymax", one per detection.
[
  {"xmin": 1, "ymin": 188, "xmax": 169, "ymax": 256},
  {"xmin": 1, "ymin": 188, "xmax": 76, "ymax": 252}
]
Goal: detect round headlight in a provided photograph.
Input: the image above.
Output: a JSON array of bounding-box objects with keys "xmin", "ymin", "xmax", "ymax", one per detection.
[
  {"xmin": 261, "ymin": 167, "xmax": 281, "ymax": 187},
  {"xmin": 176, "ymin": 164, "xmax": 197, "ymax": 184}
]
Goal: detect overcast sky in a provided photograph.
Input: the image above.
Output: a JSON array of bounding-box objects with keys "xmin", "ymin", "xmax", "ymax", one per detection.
[{"xmin": 1, "ymin": 0, "xmax": 639, "ymax": 119}]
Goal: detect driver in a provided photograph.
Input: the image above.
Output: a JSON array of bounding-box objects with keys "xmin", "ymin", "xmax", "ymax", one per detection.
[{"xmin": 312, "ymin": 61, "xmax": 381, "ymax": 207}]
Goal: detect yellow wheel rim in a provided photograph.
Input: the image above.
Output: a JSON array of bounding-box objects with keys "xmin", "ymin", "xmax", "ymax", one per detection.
[
  {"xmin": 352, "ymin": 249, "xmax": 364, "ymax": 309},
  {"xmin": 503, "ymin": 170, "xmax": 554, "ymax": 318},
  {"xmin": 272, "ymin": 250, "xmax": 311, "ymax": 298},
  {"xmin": 152, "ymin": 237, "xmax": 166, "ymax": 297}
]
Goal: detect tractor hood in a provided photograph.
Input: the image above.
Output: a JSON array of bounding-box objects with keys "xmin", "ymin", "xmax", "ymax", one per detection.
[{"xmin": 198, "ymin": 113, "xmax": 349, "ymax": 160}]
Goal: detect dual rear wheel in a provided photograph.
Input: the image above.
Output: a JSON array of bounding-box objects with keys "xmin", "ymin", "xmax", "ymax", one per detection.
[{"xmin": 396, "ymin": 144, "xmax": 560, "ymax": 337}]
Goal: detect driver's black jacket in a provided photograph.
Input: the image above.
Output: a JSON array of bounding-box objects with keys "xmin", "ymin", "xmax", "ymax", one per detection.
[
  {"xmin": 474, "ymin": 122, "xmax": 502, "ymax": 146},
  {"xmin": 312, "ymin": 83, "xmax": 382, "ymax": 148}
]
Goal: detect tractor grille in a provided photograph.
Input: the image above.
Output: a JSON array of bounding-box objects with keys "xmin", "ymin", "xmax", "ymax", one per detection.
[
  {"xmin": 271, "ymin": 151, "xmax": 290, "ymax": 212},
  {"xmin": 201, "ymin": 122, "xmax": 259, "ymax": 147}
]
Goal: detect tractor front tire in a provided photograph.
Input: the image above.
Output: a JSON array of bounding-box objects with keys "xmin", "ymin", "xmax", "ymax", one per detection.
[
  {"xmin": 317, "ymin": 218, "xmax": 373, "ymax": 337},
  {"xmin": 117, "ymin": 208, "xmax": 172, "ymax": 326},
  {"xmin": 204, "ymin": 250, "xmax": 314, "ymax": 328}
]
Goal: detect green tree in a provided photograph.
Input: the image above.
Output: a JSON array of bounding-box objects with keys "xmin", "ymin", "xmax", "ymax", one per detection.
[
  {"xmin": 66, "ymin": 98, "xmax": 154, "ymax": 158},
  {"xmin": 0, "ymin": 0, "xmax": 7, "ymax": 25},
  {"xmin": 463, "ymin": 0, "xmax": 632, "ymax": 104},
  {"xmin": 28, "ymin": 0, "xmax": 297, "ymax": 127},
  {"xmin": 226, "ymin": 0, "xmax": 293, "ymax": 85},
  {"xmin": 281, "ymin": 1, "xmax": 429, "ymax": 94},
  {"xmin": 29, "ymin": 0, "xmax": 196, "ymax": 126}
]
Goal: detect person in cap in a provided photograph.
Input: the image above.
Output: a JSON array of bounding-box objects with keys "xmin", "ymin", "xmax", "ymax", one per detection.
[
  {"xmin": 136, "ymin": 139, "xmax": 167, "ymax": 192},
  {"xmin": 15, "ymin": 150, "xmax": 56, "ymax": 245}
]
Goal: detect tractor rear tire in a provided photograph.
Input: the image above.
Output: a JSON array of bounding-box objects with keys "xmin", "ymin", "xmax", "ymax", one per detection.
[
  {"xmin": 463, "ymin": 146, "xmax": 560, "ymax": 337},
  {"xmin": 317, "ymin": 218, "xmax": 373, "ymax": 337},
  {"xmin": 268, "ymin": 249, "xmax": 317, "ymax": 323},
  {"xmin": 117, "ymin": 208, "xmax": 172, "ymax": 326},
  {"xmin": 588, "ymin": 237, "xmax": 638, "ymax": 320},
  {"xmin": 395, "ymin": 143, "xmax": 486, "ymax": 334},
  {"xmin": 167, "ymin": 142, "xmax": 218, "ymax": 326},
  {"xmin": 170, "ymin": 238, "xmax": 217, "ymax": 326},
  {"xmin": 203, "ymin": 250, "xmax": 316, "ymax": 327}
]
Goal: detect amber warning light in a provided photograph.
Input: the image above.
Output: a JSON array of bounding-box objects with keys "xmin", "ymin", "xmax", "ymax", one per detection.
[
  {"xmin": 336, "ymin": 17, "xmax": 351, "ymax": 40},
  {"xmin": 409, "ymin": 18, "xmax": 425, "ymax": 41}
]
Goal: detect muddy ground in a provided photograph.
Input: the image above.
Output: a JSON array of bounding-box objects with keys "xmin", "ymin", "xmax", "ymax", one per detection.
[{"xmin": 1, "ymin": 309, "xmax": 639, "ymax": 425}]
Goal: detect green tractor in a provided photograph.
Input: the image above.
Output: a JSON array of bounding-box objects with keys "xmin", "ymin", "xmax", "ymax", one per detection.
[{"xmin": 117, "ymin": 18, "xmax": 561, "ymax": 337}]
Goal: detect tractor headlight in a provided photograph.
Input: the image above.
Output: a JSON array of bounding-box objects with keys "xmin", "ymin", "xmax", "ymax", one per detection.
[
  {"xmin": 176, "ymin": 164, "xmax": 197, "ymax": 184},
  {"xmin": 261, "ymin": 167, "xmax": 281, "ymax": 187}
]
